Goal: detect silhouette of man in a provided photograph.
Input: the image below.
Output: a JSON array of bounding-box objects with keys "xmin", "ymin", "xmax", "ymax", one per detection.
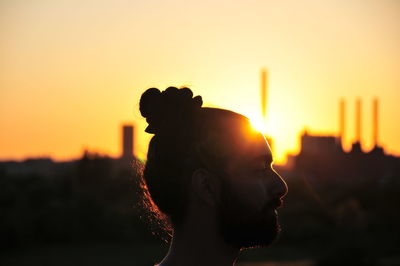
[{"xmin": 139, "ymin": 87, "xmax": 288, "ymax": 266}]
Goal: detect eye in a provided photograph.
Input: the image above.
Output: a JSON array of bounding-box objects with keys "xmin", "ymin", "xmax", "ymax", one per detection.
[
  {"xmin": 255, "ymin": 162, "xmax": 272, "ymax": 173},
  {"xmin": 265, "ymin": 161, "xmax": 273, "ymax": 169}
]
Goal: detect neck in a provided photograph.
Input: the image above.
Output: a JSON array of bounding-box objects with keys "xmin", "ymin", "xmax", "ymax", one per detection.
[{"xmin": 158, "ymin": 210, "xmax": 240, "ymax": 266}]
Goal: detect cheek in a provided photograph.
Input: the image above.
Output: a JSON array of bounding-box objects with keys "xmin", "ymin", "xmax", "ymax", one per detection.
[{"xmin": 229, "ymin": 179, "xmax": 267, "ymax": 212}]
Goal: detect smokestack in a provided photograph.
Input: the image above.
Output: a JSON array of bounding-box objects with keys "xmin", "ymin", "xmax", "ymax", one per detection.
[
  {"xmin": 122, "ymin": 125, "xmax": 134, "ymax": 159},
  {"xmin": 260, "ymin": 68, "xmax": 273, "ymax": 151},
  {"xmin": 373, "ymin": 97, "xmax": 379, "ymax": 147},
  {"xmin": 355, "ymin": 98, "xmax": 362, "ymax": 144},
  {"xmin": 339, "ymin": 98, "xmax": 345, "ymax": 146},
  {"xmin": 260, "ymin": 68, "xmax": 268, "ymax": 122}
]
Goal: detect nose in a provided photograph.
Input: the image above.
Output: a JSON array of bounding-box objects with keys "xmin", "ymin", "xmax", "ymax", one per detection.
[{"xmin": 272, "ymin": 170, "xmax": 288, "ymax": 199}]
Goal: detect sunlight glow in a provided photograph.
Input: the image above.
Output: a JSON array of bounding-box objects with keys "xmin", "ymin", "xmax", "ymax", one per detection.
[{"xmin": 248, "ymin": 115, "xmax": 267, "ymax": 135}]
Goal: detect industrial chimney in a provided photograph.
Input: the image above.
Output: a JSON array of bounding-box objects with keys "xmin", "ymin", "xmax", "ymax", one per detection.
[
  {"xmin": 350, "ymin": 98, "xmax": 363, "ymax": 153},
  {"xmin": 351, "ymin": 98, "xmax": 362, "ymax": 153},
  {"xmin": 259, "ymin": 68, "xmax": 273, "ymax": 152},
  {"xmin": 339, "ymin": 98, "xmax": 345, "ymax": 148},
  {"xmin": 260, "ymin": 68, "xmax": 268, "ymax": 123},
  {"xmin": 373, "ymin": 97, "xmax": 379, "ymax": 147},
  {"xmin": 355, "ymin": 98, "xmax": 362, "ymax": 144},
  {"xmin": 122, "ymin": 124, "xmax": 134, "ymax": 159}
]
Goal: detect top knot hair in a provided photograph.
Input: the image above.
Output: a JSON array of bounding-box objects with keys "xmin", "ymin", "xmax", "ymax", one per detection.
[{"xmin": 139, "ymin": 87, "xmax": 203, "ymax": 134}]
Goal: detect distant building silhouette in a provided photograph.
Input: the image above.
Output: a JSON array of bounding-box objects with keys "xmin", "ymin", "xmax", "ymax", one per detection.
[
  {"xmin": 300, "ymin": 130, "xmax": 341, "ymax": 156},
  {"xmin": 292, "ymin": 97, "xmax": 399, "ymax": 185}
]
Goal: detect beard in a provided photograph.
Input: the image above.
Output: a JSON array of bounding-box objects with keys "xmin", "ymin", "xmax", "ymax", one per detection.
[{"xmin": 217, "ymin": 180, "xmax": 281, "ymax": 249}]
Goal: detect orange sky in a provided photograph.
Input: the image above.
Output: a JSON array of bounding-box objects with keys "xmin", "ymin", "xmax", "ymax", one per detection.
[{"xmin": 1, "ymin": 0, "xmax": 399, "ymax": 164}]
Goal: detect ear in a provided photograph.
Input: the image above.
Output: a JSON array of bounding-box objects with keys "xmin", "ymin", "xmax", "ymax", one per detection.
[{"xmin": 191, "ymin": 168, "xmax": 220, "ymax": 207}]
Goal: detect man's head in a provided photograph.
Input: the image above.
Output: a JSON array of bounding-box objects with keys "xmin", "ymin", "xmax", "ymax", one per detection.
[
  {"xmin": 139, "ymin": 87, "xmax": 287, "ymax": 249},
  {"xmin": 191, "ymin": 110, "xmax": 288, "ymax": 249}
]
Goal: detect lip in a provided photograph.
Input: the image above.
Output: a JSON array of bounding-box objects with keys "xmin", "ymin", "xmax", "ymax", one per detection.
[
  {"xmin": 262, "ymin": 198, "xmax": 283, "ymax": 216},
  {"xmin": 268, "ymin": 198, "xmax": 283, "ymax": 210}
]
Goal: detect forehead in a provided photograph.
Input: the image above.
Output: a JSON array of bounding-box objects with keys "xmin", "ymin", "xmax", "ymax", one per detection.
[{"xmin": 217, "ymin": 116, "xmax": 273, "ymax": 172}]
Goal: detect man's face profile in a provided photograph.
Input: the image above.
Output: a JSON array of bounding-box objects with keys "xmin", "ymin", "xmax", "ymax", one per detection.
[
  {"xmin": 139, "ymin": 88, "xmax": 289, "ymax": 265},
  {"xmin": 212, "ymin": 119, "xmax": 288, "ymax": 249}
]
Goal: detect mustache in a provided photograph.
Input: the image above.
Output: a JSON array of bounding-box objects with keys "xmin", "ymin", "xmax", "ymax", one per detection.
[{"xmin": 264, "ymin": 198, "xmax": 283, "ymax": 211}]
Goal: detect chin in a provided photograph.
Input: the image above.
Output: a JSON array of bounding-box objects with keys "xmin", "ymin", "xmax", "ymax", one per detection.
[{"xmin": 220, "ymin": 211, "xmax": 281, "ymax": 249}]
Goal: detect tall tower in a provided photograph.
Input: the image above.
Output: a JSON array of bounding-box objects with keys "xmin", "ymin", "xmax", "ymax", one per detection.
[
  {"xmin": 355, "ymin": 98, "xmax": 362, "ymax": 144},
  {"xmin": 339, "ymin": 98, "xmax": 346, "ymax": 148},
  {"xmin": 351, "ymin": 98, "xmax": 363, "ymax": 153},
  {"xmin": 260, "ymin": 68, "xmax": 273, "ymax": 152},
  {"xmin": 260, "ymin": 68, "xmax": 268, "ymax": 124},
  {"xmin": 122, "ymin": 125, "xmax": 134, "ymax": 159},
  {"xmin": 372, "ymin": 97, "xmax": 379, "ymax": 147}
]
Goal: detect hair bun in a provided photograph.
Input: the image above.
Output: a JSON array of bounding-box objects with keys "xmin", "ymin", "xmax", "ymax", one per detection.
[{"xmin": 139, "ymin": 87, "xmax": 203, "ymax": 134}]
